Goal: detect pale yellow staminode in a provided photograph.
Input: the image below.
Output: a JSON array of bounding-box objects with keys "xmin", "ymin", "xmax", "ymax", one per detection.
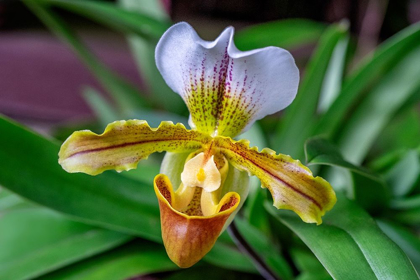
[{"xmin": 181, "ymin": 152, "xmax": 221, "ymax": 193}]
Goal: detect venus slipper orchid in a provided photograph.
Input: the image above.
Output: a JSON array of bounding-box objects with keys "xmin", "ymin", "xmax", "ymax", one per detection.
[{"xmin": 58, "ymin": 22, "xmax": 336, "ymax": 268}]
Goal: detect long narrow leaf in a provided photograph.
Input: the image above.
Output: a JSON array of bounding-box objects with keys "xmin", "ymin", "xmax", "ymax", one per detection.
[
  {"xmin": 0, "ymin": 208, "xmax": 130, "ymax": 280},
  {"xmin": 385, "ymin": 150, "xmax": 420, "ymax": 197},
  {"xmin": 0, "ymin": 188, "xmax": 31, "ymax": 212},
  {"xmin": 235, "ymin": 218, "xmax": 293, "ymax": 280},
  {"xmin": 37, "ymin": 0, "xmax": 184, "ymax": 112},
  {"xmin": 0, "ymin": 115, "xmax": 161, "ymax": 241},
  {"xmin": 82, "ymin": 87, "xmax": 120, "ymax": 127},
  {"xmin": 315, "ymin": 22, "xmax": 420, "ymax": 137},
  {"xmin": 0, "ymin": 115, "xmax": 253, "ymax": 272},
  {"xmin": 23, "ymin": 0, "xmax": 150, "ymax": 113},
  {"xmin": 377, "ymin": 219, "xmax": 420, "ymax": 273},
  {"xmin": 267, "ymin": 194, "xmax": 419, "ymax": 279},
  {"xmin": 318, "ymin": 35, "xmax": 349, "ymax": 113},
  {"xmin": 119, "ymin": 0, "xmax": 185, "ymax": 113},
  {"xmin": 305, "ymin": 137, "xmax": 389, "ymax": 211},
  {"xmin": 40, "ymin": 241, "xmax": 177, "ymax": 280},
  {"xmin": 336, "ymin": 45, "xmax": 420, "ymax": 164},
  {"xmin": 235, "ymin": 19, "xmax": 325, "ymax": 50},
  {"xmin": 273, "ymin": 22, "xmax": 348, "ymax": 159},
  {"xmin": 40, "ymin": 0, "xmax": 169, "ymax": 40}
]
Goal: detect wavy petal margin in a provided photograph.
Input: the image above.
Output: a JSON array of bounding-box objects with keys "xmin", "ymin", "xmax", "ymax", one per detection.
[
  {"xmin": 58, "ymin": 120, "xmax": 212, "ymax": 175},
  {"xmin": 154, "ymin": 174, "xmax": 240, "ymax": 268},
  {"xmin": 213, "ymin": 137, "xmax": 336, "ymax": 224},
  {"xmin": 156, "ymin": 22, "xmax": 299, "ymax": 137}
]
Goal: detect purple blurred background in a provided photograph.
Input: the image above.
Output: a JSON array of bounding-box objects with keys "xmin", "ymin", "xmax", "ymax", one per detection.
[{"xmin": 0, "ymin": 0, "xmax": 419, "ymax": 133}]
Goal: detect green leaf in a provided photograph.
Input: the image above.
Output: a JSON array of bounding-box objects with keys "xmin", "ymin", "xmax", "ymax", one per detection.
[
  {"xmin": 290, "ymin": 247, "xmax": 329, "ymax": 275},
  {"xmin": 119, "ymin": 0, "xmax": 169, "ymax": 21},
  {"xmin": 23, "ymin": 0, "xmax": 149, "ymax": 114},
  {"xmin": 296, "ymin": 271, "xmax": 332, "ymax": 280},
  {"xmin": 37, "ymin": 0, "xmax": 184, "ymax": 112},
  {"xmin": 40, "ymin": 241, "xmax": 177, "ymax": 280},
  {"xmin": 118, "ymin": 0, "xmax": 185, "ymax": 113},
  {"xmin": 305, "ymin": 137, "xmax": 389, "ymax": 211},
  {"xmin": 391, "ymin": 195, "xmax": 420, "ymax": 210},
  {"xmin": 164, "ymin": 265, "xmax": 257, "ymax": 280},
  {"xmin": 317, "ymin": 35, "xmax": 349, "ymax": 113},
  {"xmin": 336, "ymin": 45, "xmax": 420, "ymax": 164},
  {"xmin": 374, "ymin": 108, "xmax": 420, "ymax": 157},
  {"xmin": 0, "ymin": 188, "xmax": 32, "ymax": 212},
  {"xmin": 0, "ymin": 115, "xmax": 161, "ymax": 242},
  {"xmin": 0, "ymin": 208, "xmax": 130, "ymax": 280},
  {"xmin": 127, "ymin": 109, "xmax": 188, "ymax": 128},
  {"xmin": 235, "ymin": 19, "xmax": 326, "ymax": 50},
  {"xmin": 204, "ymin": 240, "xmax": 257, "ymax": 273},
  {"xmin": 392, "ymin": 207, "xmax": 420, "ymax": 225},
  {"xmin": 235, "ymin": 218, "xmax": 293, "ymax": 280},
  {"xmin": 118, "ymin": 157, "xmax": 161, "ymax": 183},
  {"xmin": 244, "ymin": 186, "xmax": 270, "ymax": 233},
  {"xmin": 40, "ymin": 0, "xmax": 170, "ymax": 40},
  {"xmin": 377, "ymin": 220, "xmax": 420, "ymax": 273},
  {"xmin": 273, "ymin": 21, "xmax": 349, "ymax": 159},
  {"xmin": 266, "ymin": 194, "xmax": 419, "ymax": 279},
  {"xmin": 314, "ymin": 22, "xmax": 420, "ymax": 138},
  {"xmin": 0, "ymin": 115, "xmax": 253, "ymax": 272},
  {"xmin": 305, "ymin": 137, "xmax": 374, "ymax": 177},
  {"xmin": 368, "ymin": 148, "xmax": 409, "ymax": 173},
  {"xmin": 385, "ymin": 150, "xmax": 420, "ymax": 197},
  {"xmin": 82, "ymin": 87, "xmax": 120, "ymax": 127},
  {"xmin": 126, "ymin": 35, "xmax": 185, "ymax": 112}
]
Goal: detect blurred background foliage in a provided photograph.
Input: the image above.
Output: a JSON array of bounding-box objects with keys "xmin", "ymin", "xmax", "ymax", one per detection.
[{"xmin": 1, "ymin": 0, "xmax": 420, "ymax": 279}]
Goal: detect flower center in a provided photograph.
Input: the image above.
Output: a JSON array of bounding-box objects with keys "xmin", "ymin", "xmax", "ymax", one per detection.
[
  {"xmin": 171, "ymin": 151, "xmax": 229, "ymax": 216},
  {"xmin": 196, "ymin": 168, "xmax": 206, "ymax": 182},
  {"xmin": 180, "ymin": 152, "xmax": 221, "ymax": 193}
]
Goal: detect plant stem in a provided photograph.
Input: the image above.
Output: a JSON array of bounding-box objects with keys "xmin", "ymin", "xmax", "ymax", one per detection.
[{"xmin": 227, "ymin": 221, "xmax": 280, "ymax": 280}]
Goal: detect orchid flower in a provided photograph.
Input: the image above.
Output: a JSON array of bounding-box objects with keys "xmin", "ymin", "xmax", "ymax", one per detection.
[{"xmin": 58, "ymin": 22, "xmax": 336, "ymax": 268}]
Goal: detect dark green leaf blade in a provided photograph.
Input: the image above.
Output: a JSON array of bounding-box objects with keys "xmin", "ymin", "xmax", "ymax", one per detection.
[
  {"xmin": 119, "ymin": 0, "xmax": 185, "ymax": 113},
  {"xmin": 0, "ymin": 115, "xmax": 161, "ymax": 241},
  {"xmin": 204, "ymin": 237, "xmax": 257, "ymax": 273},
  {"xmin": 0, "ymin": 208, "xmax": 130, "ymax": 280},
  {"xmin": 40, "ymin": 241, "xmax": 177, "ymax": 280},
  {"xmin": 40, "ymin": 0, "xmax": 170, "ymax": 39},
  {"xmin": 336, "ymin": 45, "xmax": 420, "ymax": 164},
  {"xmin": 391, "ymin": 195, "xmax": 420, "ymax": 210},
  {"xmin": 23, "ymin": 0, "xmax": 150, "ymax": 113},
  {"xmin": 82, "ymin": 87, "xmax": 120, "ymax": 127},
  {"xmin": 39, "ymin": 0, "xmax": 185, "ymax": 112},
  {"xmin": 377, "ymin": 219, "xmax": 420, "ymax": 273},
  {"xmin": 373, "ymin": 108, "xmax": 420, "ymax": 161},
  {"xmin": 266, "ymin": 194, "xmax": 419, "ymax": 279},
  {"xmin": 385, "ymin": 150, "xmax": 420, "ymax": 197},
  {"xmin": 0, "ymin": 115, "xmax": 253, "ymax": 272},
  {"xmin": 315, "ymin": 22, "xmax": 420, "ymax": 138},
  {"xmin": 273, "ymin": 22, "xmax": 348, "ymax": 159},
  {"xmin": 0, "ymin": 188, "xmax": 32, "ymax": 212},
  {"xmin": 235, "ymin": 218, "xmax": 293, "ymax": 280},
  {"xmin": 305, "ymin": 137, "xmax": 389, "ymax": 211},
  {"xmin": 391, "ymin": 207, "xmax": 420, "ymax": 225},
  {"xmin": 290, "ymin": 247, "xmax": 331, "ymax": 279},
  {"xmin": 235, "ymin": 19, "xmax": 325, "ymax": 50}
]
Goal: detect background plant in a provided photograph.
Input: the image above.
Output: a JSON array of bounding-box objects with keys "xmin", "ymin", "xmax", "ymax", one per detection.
[{"xmin": 1, "ymin": 0, "xmax": 420, "ymax": 279}]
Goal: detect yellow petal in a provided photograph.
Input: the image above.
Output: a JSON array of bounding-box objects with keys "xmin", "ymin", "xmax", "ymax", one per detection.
[
  {"xmin": 59, "ymin": 120, "xmax": 211, "ymax": 175},
  {"xmin": 154, "ymin": 174, "xmax": 240, "ymax": 268},
  {"xmin": 213, "ymin": 137, "xmax": 336, "ymax": 224}
]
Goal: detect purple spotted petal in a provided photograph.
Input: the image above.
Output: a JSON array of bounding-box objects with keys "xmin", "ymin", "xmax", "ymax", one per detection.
[{"xmin": 155, "ymin": 22, "xmax": 299, "ymax": 137}]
